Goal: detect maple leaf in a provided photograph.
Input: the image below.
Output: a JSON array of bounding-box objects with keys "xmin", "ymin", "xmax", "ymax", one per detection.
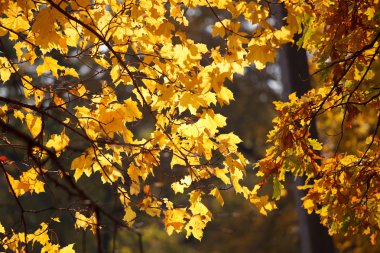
[
  {"xmin": 124, "ymin": 98, "xmax": 143, "ymax": 121},
  {"xmin": 0, "ymin": 57, "xmax": 14, "ymax": 82},
  {"xmin": 32, "ymin": 7, "xmax": 68, "ymax": 53},
  {"xmin": 171, "ymin": 175, "xmax": 192, "ymax": 194},
  {"xmin": 214, "ymin": 167, "xmax": 231, "ymax": 185},
  {"xmin": 123, "ymin": 206, "xmax": 137, "ymax": 227},
  {"xmin": 59, "ymin": 244, "xmax": 76, "ymax": 253},
  {"xmin": 25, "ymin": 113, "xmax": 42, "ymax": 138},
  {"xmin": 140, "ymin": 196, "xmax": 161, "ymax": 217},
  {"xmin": 75, "ymin": 212, "xmax": 97, "ymax": 234},
  {"xmin": 210, "ymin": 187, "xmax": 224, "ymax": 206},
  {"xmin": 22, "ymin": 76, "xmax": 34, "ymax": 98},
  {"xmin": 36, "ymin": 56, "xmax": 64, "ymax": 78},
  {"xmin": 164, "ymin": 208, "xmax": 188, "ymax": 235},
  {"xmin": 7, "ymin": 168, "xmax": 46, "ymax": 197},
  {"xmin": 185, "ymin": 215, "xmax": 207, "ymax": 240},
  {"xmin": 0, "ymin": 223, "xmax": 5, "ymax": 234},
  {"xmin": 46, "ymin": 131, "xmax": 70, "ymax": 153}
]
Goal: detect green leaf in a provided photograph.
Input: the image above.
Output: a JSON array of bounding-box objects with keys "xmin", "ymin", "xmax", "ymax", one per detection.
[
  {"xmin": 272, "ymin": 177, "xmax": 283, "ymax": 200},
  {"xmin": 308, "ymin": 138, "xmax": 323, "ymax": 151}
]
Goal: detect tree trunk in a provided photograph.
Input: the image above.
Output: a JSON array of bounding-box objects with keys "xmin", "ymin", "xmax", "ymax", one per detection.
[
  {"xmin": 272, "ymin": 3, "xmax": 335, "ymax": 252},
  {"xmin": 277, "ymin": 39, "xmax": 336, "ymax": 253}
]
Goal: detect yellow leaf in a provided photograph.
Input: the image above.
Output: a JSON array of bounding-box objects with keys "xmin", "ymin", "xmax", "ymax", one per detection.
[
  {"xmin": 32, "ymin": 8, "xmax": 67, "ymax": 53},
  {"xmin": 140, "ymin": 197, "xmax": 161, "ymax": 217},
  {"xmin": 1, "ymin": 2, "xmax": 30, "ymax": 34},
  {"xmin": 0, "ymin": 57, "xmax": 13, "ymax": 82},
  {"xmin": 69, "ymin": 84, "xmax": 87, "ymax": 97},
  {"xmin": 63, "ymin": 68, "xmax": 79, "ymax": 78},
  {"xmin": 185, "ymin": 215, "xmax": 206, "ymax": 240},
  {"xmin": 249, "ymin": 191, "xmax": 277, "ymax": 215},
  {"xmin": 28, "ymin": 222, "xmax": 49, "ymax": 245},
  {"xmin": 178, "ymin": 92, "xmax": 217, "ymax": 115},
  {"xmin": 246, "ymin": 44, "xmax": 276, "ymax": 70},
  {"xmin": 71, "ymin": 151, "xmax": 93, "ymax": 181},
  {"xmin": 60, "ymin": 244, "xmax": 75, "ymax": 253},
  {"xmin": 127, "ymin": 163, "xmax": 140, "ymax": 195},
  {"xmin": 77, "ymin": 84, "xmax": 87, "ymax": 97},
  {"xmin": 216, "ymin": 132, "xmax": 242, "ymax": 149},
  {"xmin": 0, "ymin": 104, "xmax": 7, "ymax": 121},
  {"xmin": 303, "ymin": 199, "xmax": 314, "ymax": 214},
  {"xmin": 212, "ymin": 20, "xmax": 230, "ymax": 38},
  {"xmin": 308, "ymin": 138, "xmax": 323, "ymax": 151},
  {"xmin": 371, "ymin": 233, "xmax": 377, "ymax": 245},
  {"xmin": 365, "ymin": 7, "xmax": 375, "ymax": 20},
  {"xmin": 46, "ymin": 131, "xmax": 70, "ymax": 153},
  {"xmin": 123, "ymin": 206, "xmax": 137, "ymax": 227},
  {"xmin": 53, "ymin": 95, "xmax": 66, "ymax": 108},
  {"xmin": 13, "ymin": 110, "xmax": 25, "ymax": 121},
  {"xmin": 25, "ymin": 113, "xmax": 42, "ymax": 138},
  {"xmin": 36, "ymin": 56, "xmax": 65, "ymax": 78},
  {"xmin": 75, "ymin": 212, "xmax": 97, "ymax": 234},
  {"xmin": 51, "ymin": 217, "xmax": 61, "ymax": 222},
  {"xmin": 110, "ymin": 63, "xmax": 122, "ymax": 85},
  {"xmin": 94, "ymin": 57, "xmax": 110, "ymax": 68},
  {"xmin": 214, "ymin": 167, "xmax": 230, "ymax": 185},
  {"xmin": 340, "ymin": 155, "xmax": 357, "ymax": 166},
  {"xmin": 189, "ymin": 191, "xmax": 211, "ymax": 217},
  {"xmin": 42, "ymin": 243, "xmax": 60, "ymax": 253},
  {"xmin": 21, "ymin": 168, "xmax": 45, "ymax": 194},
  {"xmin": 210, "ymin": 187, "xmax": 224, "ymax": 206},
  {"xmin": 22, "ymin": 76, "xmax": 34, "ymax": 98},
  {"xmin": 0, "ymin": 222, "xmax": 5, "ymax": 234},
  {"xmin": 124, "ymin": 98, "xmax": 142, "ymax": 122},
  {"xmin": 34, "ymin": 89, "xmax": 45, "ymax": 107},
  {"xmin": 189, "ymin": 190, "xmax": 202, "ymax": 205},
  {"xmin": 170, "ymin": 153, "xmax": 187, "ymax": 167},
  {"xmin": 164, "ymin": 208, "xmax": 188, "ymax": 235},
  {"xmin": 217, "ymin": 86, "xmax": 234, "ymax": 105},
  {"xmin": 7, "ymin": 168, "xmax": 45, "ymax": 197},
  {"xmin": 171, "ymin": 175, "xmax": 192, "ymax": 194}
]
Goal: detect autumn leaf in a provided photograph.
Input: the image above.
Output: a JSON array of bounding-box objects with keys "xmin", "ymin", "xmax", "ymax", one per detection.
[
  {"xmin": 164, "ymin": 208, "xmax": 188, "ymax": 235},
  {"xmin": 60, "ymin": 244, "xmax": 76, "ymax": 253},
  {"xmin": 171, "ymin": 175, "xmax": 192, "ymax": 194},
  {"xmin": 0, "ymin": 223, "xmax": 5, "ymax": 234},
  {"xmin": 185, "ymin": 215, "xmax": 207, "ymax": 240},
  {"xmin": 210, "ymin": 187, "xmax": 224, "ymax": 206},
  {"xmin": 272, "ymin": 177, "xmax": 284, "ymax": 201},
  {"xmin": 25, "ymin": 113, "xmax": 42, "ymax": 138},
  {"xmin": 75, "ymin": 212, "xmax": 97, "ymax": 234},
  {"xmin": 123, "ymin": 206, "xmax": 137, "ymax": 227},
  {"xmin": 46, "ymin": 131, "xmax": 70, "ymax": 153},
  {"xmin": 36, "ymin": 56, "xmax": 64, "ymax": 78},
  {"xmin": 0, "ymin": 57, "xmax": 14, "ymax": 82}
]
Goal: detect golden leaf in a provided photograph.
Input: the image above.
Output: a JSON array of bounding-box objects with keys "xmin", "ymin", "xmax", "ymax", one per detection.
[
  {"xmin": 210, "ymin": 187, "xmax": 224, "ymax": 206},
  {"xmin": 185, "ymin": 215, "xmax": 207, "ymax": 240},
  {"xmin": 46, "ymin": 131, "xmax": 70, "ymax": 153},
  {"xmin": 25, "ymin": 113, "xmax": 42, "ymax": 138},
  {"xmin": 60, "ymin": 244, "xmax": 76, "ymax": 253},
  {"xmin": 0, "ymin": 223, "xmax": 5, "ymax": 234},
  {"xmin": 36, "ymin": 56, "xmax": 65, "ymax": 78}
]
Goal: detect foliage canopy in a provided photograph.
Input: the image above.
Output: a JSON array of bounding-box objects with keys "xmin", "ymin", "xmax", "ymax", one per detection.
[{"xmin": 0, "ymin": 0, "xmax": 379, "ymax": 251}]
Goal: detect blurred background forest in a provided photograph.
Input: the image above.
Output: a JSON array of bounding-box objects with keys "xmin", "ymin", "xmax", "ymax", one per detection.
[{"xmin": 0, "ymin": 3, "xmax": 380, "ymax": 253}]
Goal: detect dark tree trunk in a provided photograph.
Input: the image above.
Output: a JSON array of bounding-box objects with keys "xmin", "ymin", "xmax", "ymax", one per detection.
[
  {"xmin": 277, "ymin": 36, "xmax": 336, "ymax": 253},
  {"xmin": 271, "ymin": 3, "xmax": 335, "ymax": 252}
]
